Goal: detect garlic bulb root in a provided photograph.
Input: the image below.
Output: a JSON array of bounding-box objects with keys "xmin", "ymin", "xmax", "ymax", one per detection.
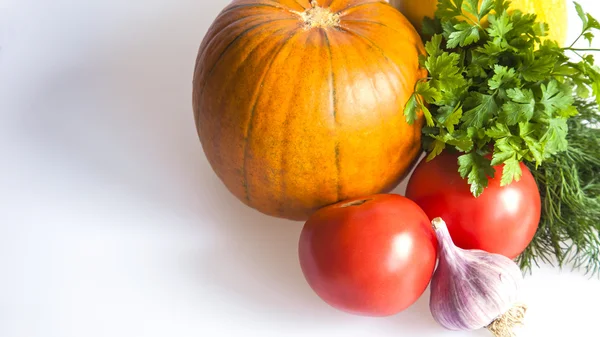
[{"xmin": 486, "ymin": 303, "xmax": 528, "ymax": 337}]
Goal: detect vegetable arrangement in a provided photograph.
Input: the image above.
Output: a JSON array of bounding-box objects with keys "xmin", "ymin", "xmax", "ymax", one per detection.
[{"xmin": 194, "ymin": 0, "xmax": 600, "ymax": 334}]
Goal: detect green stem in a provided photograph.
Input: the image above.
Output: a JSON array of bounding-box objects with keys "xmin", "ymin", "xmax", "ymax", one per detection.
[{"xmin": 568, "ymin": 32, "xmax": 585, "ymax": 49}]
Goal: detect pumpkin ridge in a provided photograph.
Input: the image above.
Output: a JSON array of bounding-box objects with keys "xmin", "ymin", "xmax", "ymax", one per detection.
[
  {"xmin": 195, "ymin": 18, "xmax": 296, "ymax": 103},
  {"xmin": 342, "ymin": 19, "xmax": 406, "ymax": 36},
  {"xmin": 322, "ymin": 29, "xmax": 342, "ymax": 201},
  {"xmin": 336, "ymin": 1, "xmax": 382, "ymax": 16},
  {"xmin": 242, "ymin": 29, "xmax": 301, "ymax": 204},
  {"xmin": 219, "ymin": 3, "xmax": 280, "ymax": 17},
  {"xmin": 344, "ymin": 25, "xmax": 403, "ymax": 98},
  {"xmin": 194, "ymin": 15, "xmax": 272, "ymax": 82},
  {"xmin": 210, "ymin": 23, "xmax": 299, "ymax": 171},
  {"xmin": 194, "ymin": 22, "xmax": 294, "ymax": 130},
  {"xmin": 344, "ymin": 27, "xmax": 409, "ymax": 179},
  {"xmin": 341, "ymin": 18, "xmax": 420, "ymax": 47},
  {"xmin": 336, "ymin": 26, "xmax": 388, "ymax": 161},
  {"xmin": 339, "ymin": 26, "xmax": 409, "ymax": 97},
  {"xmin": 277, "ymin": 30, "xmax": 314, "ymax": 216},
  {"xmin": 194, "ymin": 18, "xmax": 291, "ymax": 125},
  {"xmin": 290, "ymin": 0, "xmax": 308, "ymax": 10}
]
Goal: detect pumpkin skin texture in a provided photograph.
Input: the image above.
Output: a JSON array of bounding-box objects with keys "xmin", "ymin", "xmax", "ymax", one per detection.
[
  {"xmin": 193, "ymin": 0, "xmax": 426, "ymax": 221},
  {"xmin": 389, "ymin": 0, "xmax": 568, "ymax": 46}
]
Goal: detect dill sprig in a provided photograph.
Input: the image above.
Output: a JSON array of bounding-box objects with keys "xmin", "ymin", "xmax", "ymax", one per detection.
[{"xmin": 518, "ymin": 98, "xmax": 600, "ymax": 276}]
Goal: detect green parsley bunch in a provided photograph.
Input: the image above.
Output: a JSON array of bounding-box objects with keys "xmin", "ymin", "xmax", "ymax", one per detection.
[{"xmin": 404, "ymin": 0, "xmax": 600, "ymax": 197}]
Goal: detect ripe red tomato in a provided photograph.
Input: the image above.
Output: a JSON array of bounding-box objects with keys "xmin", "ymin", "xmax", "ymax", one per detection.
[
  {"xmin": 405, "ymin": 151, "xmax": 541, "ymax": 259},
  {"xmin": 298, "ymin": 194, "xmax": 437, "ymax": 317}
]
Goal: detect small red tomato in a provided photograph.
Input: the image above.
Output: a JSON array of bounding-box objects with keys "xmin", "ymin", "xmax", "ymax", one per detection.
[
  {"xmin": 405, "ymin": 151, "xmax": 541, "ymax": 259},
  {"xmin": 298, "ymin": 194, "xmax": 437, "ymax": 317}
]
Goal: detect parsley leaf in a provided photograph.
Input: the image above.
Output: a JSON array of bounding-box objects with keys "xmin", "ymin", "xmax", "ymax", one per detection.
[
  {"xmin": 500, "ymin": 88, "xmax": 535, "ymax": 125},
  {"xmin": 436, "ymin": 0, "xmax": 464, "ymax": 22},
  {"xmin": 438, "ymin": 104, "xmax": 463, "ymax": 132},
  {"xmin": 425, "ymin": 52, "xmax": 463, "ymax": 88},
  {"xmin": 500, "ymin": 156, "xmax": 523, "ymax": 186},
  {"xmin": 427, "ymin": 139, "xmax": 446, "ymax": 161},
  {"xmin": 520, "ymin": 54, "xmax": 556, "ymax": 82},
  {"xmin": 486, "ymin": 123, "xmax": 511, "ymax": 138},
  {"xmin": 458, "ymin": 152, "xmax": 495, "ymax": 197},
  {"xmin": 491, "ymin": 137, "xmax": 517, "ymax": 165},
  {"xmin": 490, "ymin": 135, "xmax": 525, "ymax": 186},
  {"xmin": 425, "ymin": 34, "xmax": 443, "ymax": 57},
  {"xmin": 416, "ymin": 81, "xmax": 442, "ymax": 104},
  {"xmin": 447, "ymin": 22, "xmax": 481, "ymax": 48},
  {"xmin": 403, "ymin": 94, "xmax": 419, "ymax": 125},
  {"xmin": 487, "ymin": 11, "xmax": 513, "ymax": 39},
  {"xmin": 539, "ymin": 80, "xmax": 574, "ymax": 115},
  {"xmin": 462, "ymin": 0, "xmax": 480, "ymax": 21},
  {"xmin": 421, "ymin": 104, "xmax": 435, "ymax": 127},
  {"xmin": 477, "ymin": 0, "xmax": 495, "ymax": 20},
  {"xmin": 575, "ymin": 2, "xmax": 588, "ymax": 29},
  {"xmin": 488, "ymin": 65, "xmax": 518, "ymax": 90},
  {"xmin": 462, "ymin": 93, "xmax": 497, "ymax": 128},
  {"xmin": 542, "ymin": 117, "xmax": 569, "ymax": 155}
]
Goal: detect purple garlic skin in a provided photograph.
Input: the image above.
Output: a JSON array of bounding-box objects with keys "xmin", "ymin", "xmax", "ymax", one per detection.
[{"xmin": 429, "ymin": 218, "xmax": 524, "ymax": 331}]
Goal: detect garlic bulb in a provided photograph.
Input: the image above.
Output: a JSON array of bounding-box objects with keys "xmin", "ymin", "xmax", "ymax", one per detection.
[{"xmin": 429, "ymin": 218, "xmax": 527, "ymax": 337}]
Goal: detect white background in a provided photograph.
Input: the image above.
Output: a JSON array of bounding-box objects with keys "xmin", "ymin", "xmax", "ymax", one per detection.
[{"xmin": 1, "ymin": 0, "xmax": 599, "ymax": 336}]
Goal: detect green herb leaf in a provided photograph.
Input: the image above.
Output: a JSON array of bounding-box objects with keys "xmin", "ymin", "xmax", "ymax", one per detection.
[
  {"xmin": 486, "ymin": 123, "xmax": 511, "ymax": 138},
  {"xmin": 436, "ymin": 0, "xmax": 464, "ymax": 21},
  {"xmin": 422, "ymin": 17, "xmax": 442, "ymax": 37},
  {"xmin": 494, "ymin": 0, "xmax": 510, "ymax": 15},
  {"xmin": 500, "ymin": 156, "xmax": 522, "ymax": 186},
  {"xmin": 520, "ymin": 54, "xmax": 556, "ymax": 82},
  {"xmin": 458, "ymin": 152, "xmax": 494, "ymax": 197},
  {"xmin": 491, "ymin": 137, "xmax": 516, "ymax": 165},
  {"xmin": 462, "ymin": 93, "xmax": 497, "ymax": 128},
  {"xmin": 427, "ymin": 139, "xmax": 446, "ymax": 161},
  {"xmin": 421, "ymin": 104, "xmax": 435, "ymax": 127},
  {"xmin": 539, "ymin": 80, "xmax": 574, "ymax": 115},
  {"xmin": 416, "ymin": 81, "xmax": 442, "ymax": 104},
  {"xmin": 478, "ymin": 0, "xmax": 495, "ymax": 20},
  {"xmin": 500, "ymin": 88, "xmax": 535, "ymax": 125},
  {"xmin": 586, "ymin": 13, "xmax": 600, "ymax": 30},
  {"xmin": 438, "ymin": 104, "xmax": 463, "ymax": 132},
  {"xmin": 403, "ymin": 94, "xmax": 419, "ymax": 125},
  {"xmin": 575, "ymin": 2, "xmax": 588, "ymax": 29},
  {"xmin": 444, "ymin": 133, "xmax": 474, "ymax": 151},
  {"xmin": 487, "ymin": 11, "xmax": 513, "ymax": 39},
  {"xmin": 488, "ymin": 65, "xmax": 517, "ymax": 90},
  {"xmin": 542, "ymin": 117, "xmax": 569, "ymax": 154},
  {"xmin": 447, "ymin": 22, "xmax": 481, "ymax": 48},
  {"xmin": 462, "ymin": 0, "xmax": 480, "ymax": 20},
  {"xmin": 425, "ymin": 34, "xmax": 443, "ymax": 57},
  {"xmin": 426, "ymin": 52, "xmax": 467, "ymax": 93}
]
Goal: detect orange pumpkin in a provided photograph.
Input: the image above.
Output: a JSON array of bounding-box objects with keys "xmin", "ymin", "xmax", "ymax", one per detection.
[{"xmin": 193, "ymin": 0, "xmax": 426, "ymax": 221}]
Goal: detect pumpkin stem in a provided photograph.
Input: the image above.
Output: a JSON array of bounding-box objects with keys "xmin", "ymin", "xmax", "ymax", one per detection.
[{"xmin": 297, "ymin": 1, "xmax": 340, "ymax": 29}]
